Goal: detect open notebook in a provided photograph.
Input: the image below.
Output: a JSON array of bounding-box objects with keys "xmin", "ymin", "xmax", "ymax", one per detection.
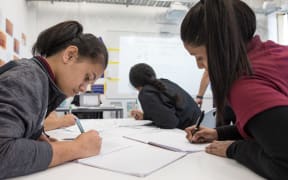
[
  {"xmin": 77, "ymin": 143, "xmax": 186, "ymax": 177},
  {"xmin": 123, "ymin": 129, "xmax": 208, "ymax": 153}
]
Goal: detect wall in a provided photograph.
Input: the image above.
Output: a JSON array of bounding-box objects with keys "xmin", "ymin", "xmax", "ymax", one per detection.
[
  {"xmin": 26, "ymin": 2, "xmax": 173, "ymax": 43},
  {"xmin": 25, "ymin": 2, "xmax": 274, "ymax": 117},
  {"xmin": 0, "ymin": 0, "xmax": 30, "ymax": 61},
  {"xmin": 0, "ymin": 0, "xmax": 29, "ymax": 35},
  {"xmin": 26, "ymin": 1, "xmax": 189, "ymax": 117},
  {"xmin": 28, "ymin": 2, "xmax": 276, "ymax": 115}
]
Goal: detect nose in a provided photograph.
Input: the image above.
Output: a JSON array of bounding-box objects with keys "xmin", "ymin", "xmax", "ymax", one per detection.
[{"xmin": 79, "ymin": 83, "xmax": 89, "ymax": 92}]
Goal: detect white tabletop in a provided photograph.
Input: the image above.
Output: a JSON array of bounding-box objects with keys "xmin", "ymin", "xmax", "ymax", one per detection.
[
  {"xmin": 11, "ymin": 119, "xmax": 264, "ymax": 180},
  {"xmin": 12, "ymin": 152, "xmax": 263, "ymax": 180}
]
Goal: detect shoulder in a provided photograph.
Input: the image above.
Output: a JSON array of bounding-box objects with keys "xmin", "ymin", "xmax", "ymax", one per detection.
[
  {"xmin": 229, "ymin": 76, "xmax": 288, "ymax": 125},
  {"xmin": 159, "ymin": 78, "xmax": 173, "ymax": 85},
  {"xmin": 160, "ymin": 78, "xmax": 181, "ymax": 89},
  {"xmin": 139, "ymin": 85, "xmax": 159, "ymax": 98},
  {"xmin": 2, "ymin": 58, "xmax": 47, "ymax": 82},
  {"xmin": 0, "ymin": 59, "xmax": 49, "ymax": 95}
]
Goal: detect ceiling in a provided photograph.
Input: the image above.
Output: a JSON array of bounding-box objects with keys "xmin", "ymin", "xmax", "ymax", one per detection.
[
  {"xmin": 26, "ymin": 0, "xmax": 195, "ymax": 8},
  {"xmin": 25, "ymin": 0, "xmax": 288, "ymax": 14}
]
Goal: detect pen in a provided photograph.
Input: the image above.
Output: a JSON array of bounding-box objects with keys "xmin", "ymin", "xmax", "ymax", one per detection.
[
  {"xmin": 69, "ymin": 105, "xmax": 85, "ymax": 133},
  {"xmin": 69, "ymin": 105, "xmax": 73, "ymax": 114},
  {"xmin": 75, "ymin": 117, "xmax": 85, "ymax": 133},
  {"xmin": 192, "ymin": 110, "xmax": 205, "ymax": 136}
]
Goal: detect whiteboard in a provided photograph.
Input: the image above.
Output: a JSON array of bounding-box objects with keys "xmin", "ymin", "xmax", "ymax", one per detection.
[{"xmin": 106, "ymin": 35, "xmax": 212, "ymax": 99}]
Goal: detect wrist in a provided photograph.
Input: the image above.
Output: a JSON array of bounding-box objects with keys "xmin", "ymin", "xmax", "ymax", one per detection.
[
  {"xmin": 213, "ymin": 129, "xmax": 218, "ymax": 140},
  {"xmin": 196, "ymin": 95, "xmax": 203, "ymax": 99},
  {"xmin": 72, "ymin": 140, "xmax": 85, "ymax": 159}
]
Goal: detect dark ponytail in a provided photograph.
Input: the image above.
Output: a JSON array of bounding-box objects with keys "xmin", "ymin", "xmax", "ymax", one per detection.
[
  {"xmin": 181, "ymin": 0, "xmax": 255, "ymax": 124},
  {"xmin": 32, "ymin": 20, "xmax": 108, "ymax": 68},
  {"xmin": 129, "ymin": 63, "xmax": 179, "ymax": 105}
]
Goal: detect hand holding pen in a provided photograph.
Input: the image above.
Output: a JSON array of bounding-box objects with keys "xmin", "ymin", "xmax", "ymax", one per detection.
[
  {"xmin": 185, "ymin": 111, "xmax": 218, "ymax": 144},
  {"xmin": 64, "ymin": 106, "xmax": 101, "ymax": 156}
]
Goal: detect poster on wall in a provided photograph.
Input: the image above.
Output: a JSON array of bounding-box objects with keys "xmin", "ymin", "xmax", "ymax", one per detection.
[
  {"xmin": 13, "ymin": 38, "xmax": 19, "ymax": 54},
  {"xmin": 0, "ymin": 12, "xmax": 3, "ymax": 30},
  {"xmin": 0, "ymin": 30, "xmax": 6, "ymax": 50},
  {"xmin": 5, "ymin": 18, "xmax": 13, "ymax": 37},
  {"xmin": 21, "ymin": 33, "xmax": 26, "ymax": 46},
  {"xmin": 0, "ymin": 10, "xmax": 29, "ymax": 63}
]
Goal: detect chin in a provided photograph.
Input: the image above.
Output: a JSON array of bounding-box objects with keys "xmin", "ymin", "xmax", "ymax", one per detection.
[{"xmin": 63, "ymin": 92, "xmax": 74, "ymax": 97}]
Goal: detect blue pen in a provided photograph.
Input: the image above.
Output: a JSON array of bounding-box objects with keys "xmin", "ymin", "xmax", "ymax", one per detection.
[
  {"xmin": 192, "ymin": 110, "xmax": 205, "ymax": 136},
  {"xmin": 69, "ymin": 105, "xmax": 85, "ymax": 133},
  {"xmin": 69, "ymin": 105, "xmax": 73, "ymax": 114},
  {"xmin": 75, "ymin": 117, "xmax": 85, "ymax": 133}
]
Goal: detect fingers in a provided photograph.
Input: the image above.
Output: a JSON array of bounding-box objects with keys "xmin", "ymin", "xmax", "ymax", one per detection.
[
  {"xmin": 131, "ymin": 111, "xmax": 143, "ymax": 120},
  {"xmin": 205, "ymin": 141, "xmax": 217, "ymax": 154},
  {"xmin": 187, "ymin": 127, "xmax": 214, "ymax": 144},
  {"xmin": 135, "ymin": 113, "xmax": 141, "ymax": 120},
  {"xmin": 130, "ymin": 110, "xmax": 138, "ymax": 119},
  {"xmin": 185, "ymin": 127, "xmax": 205, "ymax": 143},
  {"xmin": 87, "ymin": 129, "xmax": 100, "ymax": 136},
  {"xmin": 196, "ymin": 99, "xmax": 203, "ymax": 106},
  {"xmin": 205, "ymin": 140, "xmax": 234, "ymax": 157},
  {"xmin": 185, "ymin": 126, "xmax": 193, "ymax": 142},
  {"xmin": 192, "ymin": 130, "xmax": 206, "ymax": 142}
]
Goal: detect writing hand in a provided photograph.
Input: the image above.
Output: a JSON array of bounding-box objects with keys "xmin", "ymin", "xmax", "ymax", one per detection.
[
  {"xmin": 185, "ymin": 125, "xmax": 218, "ymax": 143},
  {"xmin": 74, "ymin": 130, "xmax": 102, "ymax": 158}
]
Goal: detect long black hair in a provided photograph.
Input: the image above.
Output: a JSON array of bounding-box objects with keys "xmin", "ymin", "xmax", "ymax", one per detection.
[
  {"xmin": 129, "ymin": 63, "xmax": 179, "ymax": 105},
  {"xmin": 181, "ymin": 0, "xmax": 255, "ymax": 124},
  {"xmin": 32, "ymin": 20, "xmax": 108, "ymax": 68}
]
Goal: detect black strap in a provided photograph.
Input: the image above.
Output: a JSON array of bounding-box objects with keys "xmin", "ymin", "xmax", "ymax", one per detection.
[{"xmin": 0, "ymin": 61, "xmax": 17, "ymax": 75}]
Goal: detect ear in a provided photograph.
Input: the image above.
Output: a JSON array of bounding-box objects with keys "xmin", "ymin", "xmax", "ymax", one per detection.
[{"xmin": 63, "ymin": 45, "xmax": 79, "ymax": 64}]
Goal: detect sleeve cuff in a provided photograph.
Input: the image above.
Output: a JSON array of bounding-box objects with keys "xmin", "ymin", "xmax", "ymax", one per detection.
[{"xmin": 226, "ymin": 140, "xmax": 242, "ymax": 158}]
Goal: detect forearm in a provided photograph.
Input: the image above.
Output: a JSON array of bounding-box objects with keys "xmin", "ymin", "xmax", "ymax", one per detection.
[
  {"xmin": 226, "ymin": 106, "xmax": 288, "ymax": 179},
  {"xmin": 44, "ymin": 120, "xmax": 62, "ymax": 131},
  {"xmin": 49, "ymin": 141, "xmax": 82, "ymax": 167},
  {"xmin": 44, "ymin": 112, "xmax": 61, "ymax": 131},
  {"xmin": 197, "ymin": 70, "xmax": 209, "ymax": 96},
  {"xmin": 216, "ymin": 125, "xmax": 243, "ymax": 140},
  {"xmin": 49, "ymin": 130, "xmax": 102, "ymax": 167}
]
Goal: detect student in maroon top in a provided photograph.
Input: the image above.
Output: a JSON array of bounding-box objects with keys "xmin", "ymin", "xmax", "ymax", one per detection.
[{"xmin": 181, "ymin": 0, "xmax": 288, "ymax": 179}]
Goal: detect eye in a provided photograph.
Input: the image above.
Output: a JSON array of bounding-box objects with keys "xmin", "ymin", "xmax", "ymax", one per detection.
[
  {"xmin": 84, "ymin": 73, "xmax": 97, "ymax": 84},
  {"xmin": 84, "ymin": 74, "xmax": 91, "ymax": 82},
  {"xmin": 196, "ymin": 57, "xmax": 203, "ymax": 61}
]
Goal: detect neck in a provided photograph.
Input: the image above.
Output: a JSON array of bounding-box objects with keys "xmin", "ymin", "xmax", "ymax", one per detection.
[{"xmin": 46, "ymin": 54, "xmax": 62, "ymax": 78}]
